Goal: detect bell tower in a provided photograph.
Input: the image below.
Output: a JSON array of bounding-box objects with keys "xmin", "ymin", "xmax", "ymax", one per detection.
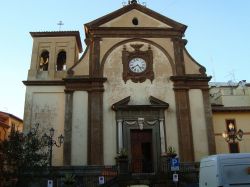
[{"xmin": 28, "ymin": 31, "xmax": 82, "ymax": 80}]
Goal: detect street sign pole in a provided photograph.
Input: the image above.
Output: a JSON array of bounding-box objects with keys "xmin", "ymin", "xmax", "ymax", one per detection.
[
  {"xmin": 173, "ymin": 172, "xmax": 178, "ymax": 186},
  {"xmin": 171, "ymin": 157, "xmax": 180, "ymax": 187}
]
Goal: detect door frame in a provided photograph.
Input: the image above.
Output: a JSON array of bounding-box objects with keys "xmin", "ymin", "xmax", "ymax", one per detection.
[
  {"xmin": 112, "ymin": 96, "xmax": 169, "ymax": 173},
  {"xmin": 125, "ymin": 124, "xmax": 159, "ymax": 173}
]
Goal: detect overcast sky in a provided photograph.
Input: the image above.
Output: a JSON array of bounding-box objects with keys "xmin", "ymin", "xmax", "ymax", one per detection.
[{"xmin": 0, "ymin": 0, "xmax": 249, "ymax": 118}]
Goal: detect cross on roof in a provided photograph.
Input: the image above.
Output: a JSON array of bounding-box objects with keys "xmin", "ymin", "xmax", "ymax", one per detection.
[{"xmin": 57, "ymin": 21, "xmax": 64, "ymax": 31}]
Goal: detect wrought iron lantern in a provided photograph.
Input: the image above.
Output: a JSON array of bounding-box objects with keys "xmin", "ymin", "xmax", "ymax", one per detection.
[
  {"xmin": 222, "ymin": 123, "xmax": 243, "ymax": 143},
  {"xmin": 42, "ymin": 128, "xmax": 64, "ymax": 167}
]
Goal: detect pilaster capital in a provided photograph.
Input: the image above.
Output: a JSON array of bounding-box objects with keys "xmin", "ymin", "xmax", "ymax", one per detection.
[
  {"xmin": 172, "ymin": 37, "xmax": 187, "ymax": 47},
  {"xmin": 117, "ymin": 119, "xmax": 123, "ymax": 124}
]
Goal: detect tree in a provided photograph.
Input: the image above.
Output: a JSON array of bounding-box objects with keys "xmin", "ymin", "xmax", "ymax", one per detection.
[{"xmin": 0, "ymin": 124, "xmax": 48, "ymax": 186}]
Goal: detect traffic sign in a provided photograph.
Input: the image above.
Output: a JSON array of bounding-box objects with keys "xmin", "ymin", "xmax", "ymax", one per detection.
[
  {"xmin": 99, "ymin": 176, "xmax": 105, "ymax": 184},
  {"xmin": 171, "ymin": 157, "xmax": 180, "ymax": 171},
  {"xmin": 173, "ymin": 173, "xmax": 178, "ymax": 182},
  {"xmin": 47, "ymin": 180, "xmax": 53, "ymax": 187}
]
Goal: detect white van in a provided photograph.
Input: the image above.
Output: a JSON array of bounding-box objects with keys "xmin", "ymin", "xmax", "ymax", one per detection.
[{"xmin": 199, "ymin": 153, "xmax": 250, "ymax": 187}]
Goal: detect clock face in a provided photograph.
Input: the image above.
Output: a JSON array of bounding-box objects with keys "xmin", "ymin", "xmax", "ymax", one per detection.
[{"xmin": 129, "ymin": 58, "xmax": 147, "ymax": 73}]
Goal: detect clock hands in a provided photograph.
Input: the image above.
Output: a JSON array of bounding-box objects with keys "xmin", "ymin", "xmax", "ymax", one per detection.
[{"xmin": 131, "ymin": 64, "xmax": 142, "ymax": 72}]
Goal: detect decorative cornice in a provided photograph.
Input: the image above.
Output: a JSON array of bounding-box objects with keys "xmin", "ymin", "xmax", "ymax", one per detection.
[
  {"xmin": 112, "ymin": 96, "xmax": 169, "ymax": 111},
  {"xmin": 170, "ymin": 75, "xmax": 212, "ymax": 90},
  {"xmin": 63, "ymin": 77, "xmax": 107, "ymax": 83},
  {"xmin": 23, "ymin": 77, "xmax": 107, "ymax": 92},
  {"xmin": 87, "ymin": 27, "xmax": 183, "ymax": 38},
  {"xmin": 23, "ymin": 80, "xmax": 65, "ymax": 86},
  {"xmin": 30, "ymin": 31, "xmax": 83, "ymax": 53},
  {"xmin": 149, "ymin": 96, "xmax": 169, "ymax": 106},
  {"xmin": 64, "ymin": 77, "xmax": 107, "ymax": 92},
  {"xmin": 212, "ymin": 106, "xmax": 250, "ymax": 112}
]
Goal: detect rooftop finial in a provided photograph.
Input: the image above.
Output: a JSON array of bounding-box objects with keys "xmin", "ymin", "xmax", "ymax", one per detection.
[
  {"xmin": 128, "ymin": 0, "xmax": 137, "ymax": 4},
  {"xmin": 57, "ymin": 21, "xmax": 64, "ymax": 31}
]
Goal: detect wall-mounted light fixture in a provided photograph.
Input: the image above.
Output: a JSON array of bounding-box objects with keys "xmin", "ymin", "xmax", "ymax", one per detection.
[
  {"xmin": 222, "ymin": 123, "xmax": 243, "ymax": 143},
  {"xmin": 42, "ymin": 128, "xmax": 64, "ymax": 167}
]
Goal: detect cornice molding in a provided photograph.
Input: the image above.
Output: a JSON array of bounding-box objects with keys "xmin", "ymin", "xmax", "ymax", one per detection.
[
  {"xmin": 23, "ymin": 80, "xmax": 64, "ymax": 86},
  {"xmin": 212, "ymin": 106, "xmax": 250, "ymax": 112},
  {"xmin": 64, "ymin": 77, "xmax": 107, "ymax": 92},
  {"xmin": 30, "ymin": 31, "xmax": 83, "ymax": 53},
  {"xmin": 88, "ymin": 27, "xmax": 183, "ymax": 38},
  {"xmin": 170, "ymin": 75, "xmax": 212, "ymax": 90},
  {"xmin": 112, "ymin": 96, "xmax": 169, "ymax": 111}
]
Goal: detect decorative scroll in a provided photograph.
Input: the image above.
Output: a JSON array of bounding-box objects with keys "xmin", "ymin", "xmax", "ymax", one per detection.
[
  {"xmin": 144, "ymin": 120, "xmax": 158, "ymax": 126},
  {"xmin": 123, "ymin": 121, "xmax": 137, "ymax": 126},
  {"xmin": 123, "ymin": 119, "xmax": 158, "ymax": 130}
]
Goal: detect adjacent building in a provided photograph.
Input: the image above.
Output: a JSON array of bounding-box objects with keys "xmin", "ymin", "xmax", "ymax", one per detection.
[
  {"xmin": 210, "ymin": 81, "xmax": 250, "ymax": 154},
  {"xmin": 0, "ymin": 111, "xmax": 23, "ymax": 141}
]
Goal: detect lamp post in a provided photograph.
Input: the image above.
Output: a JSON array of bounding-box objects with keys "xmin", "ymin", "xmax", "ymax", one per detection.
[
  {"xmin": 222, "ymin": 123, "xmax": 244, "ymax": 143},
  {"xmin": 42, "ymin": 128, "xmax": 64, "ymax": 167}
]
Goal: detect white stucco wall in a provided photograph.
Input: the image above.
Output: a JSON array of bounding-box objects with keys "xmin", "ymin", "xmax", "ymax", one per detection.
[
  {"xmin": 103, "ymin": 41, "xmax": 178, "ymax": 164},
  {"xmin": 24, "ymin": 86, "xmax": 65, "ymax": 166},
  {"xmin": 183, "ymin": 49, "xmax": 201, "ymax": 75},
  {"xmin": 71, "ymin": 91, "xmax": 88, "ymax": 165},
  {"xmin": 222, "ymin": 95, "xmax": 250, "ymax": 107},
  {"xmin": 189, "ymin": 89, "xmax": 209, "ymax": 161},
  {"xmin": 73, "ymin": 49, "xmax": 90, "ymax": 76},
  {"xmin": 164, "ymin": 105, "xmax": 179, "ymax": 154}
]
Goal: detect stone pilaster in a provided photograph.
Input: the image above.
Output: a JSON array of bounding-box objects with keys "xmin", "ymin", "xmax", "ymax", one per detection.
[
  {"xmin": 159, "ymin": 118, "xmax": 166, "ymax": 154},
  {"xmin": 89, "ymin": 37, "xmax": 101, "ymax": 77},
  {"xmin": 172, "ymin": 38, "xmax": 187, "ymax": 76},
  {"xmin": 117, "ymin": 119, "xmax": 123, "ymax": 152},
  {"xmin": 63, "ymin": 90, "xmax": 74, "ymax": 165},
  {"xmin": 88, "ymin": 87, "xmax": 104, "ymax": 165},
  {"xmin": 202, "ymin": 89, "xmax": 216, "ymax": 155},
  {"xmin": 174, "ymin": 88, "xmax": 194, "ymax": 161},
  {"xmin": 87, "ymin": 36, "xmax": 104, "ymax": 165}
]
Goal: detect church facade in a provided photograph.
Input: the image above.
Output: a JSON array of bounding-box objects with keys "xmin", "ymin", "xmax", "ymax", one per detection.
[{"xmin": 23, "ymin": 2, "xmax": 215, "ymax": 170}]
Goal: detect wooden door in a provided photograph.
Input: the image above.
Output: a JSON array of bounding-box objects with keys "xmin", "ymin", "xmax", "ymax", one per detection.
[{"xmin": 130, "ymin": 129, "xmax": 153, "ymax": 173}]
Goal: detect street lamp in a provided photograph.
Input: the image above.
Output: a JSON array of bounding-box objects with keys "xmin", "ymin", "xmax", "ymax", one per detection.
[
  {"xmin": 222, "ymin": 123, "xmax": 243, "ymax": 143},
  {"xmin": 42, "ymin": 128, "xmax": 64, "ymax": 167}
]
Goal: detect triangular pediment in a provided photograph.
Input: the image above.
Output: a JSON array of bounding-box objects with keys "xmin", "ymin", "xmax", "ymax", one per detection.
[
  {"xmin": 112, "ymin": 96, "xmax": 169, "ymax": 111},
  {"xmin": 85, "ymin": 3, "xmax": 186, "ymax": 32}
]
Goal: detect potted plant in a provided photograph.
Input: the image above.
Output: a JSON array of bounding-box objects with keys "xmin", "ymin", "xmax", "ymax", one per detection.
[
  {"xmin": 62, "ymin": 173, "xmax": 76, "ymax": 187},
  {"xmin": 166, "ymin": 146, "xmax": 177, "ymax": 158},
  {"xmin": 115, "ymin": 148, "xmax": 129, "ymax": 174},
  {"xmin": 116, "ymin": 148, "xmax": 128, "ymax": 159}
]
